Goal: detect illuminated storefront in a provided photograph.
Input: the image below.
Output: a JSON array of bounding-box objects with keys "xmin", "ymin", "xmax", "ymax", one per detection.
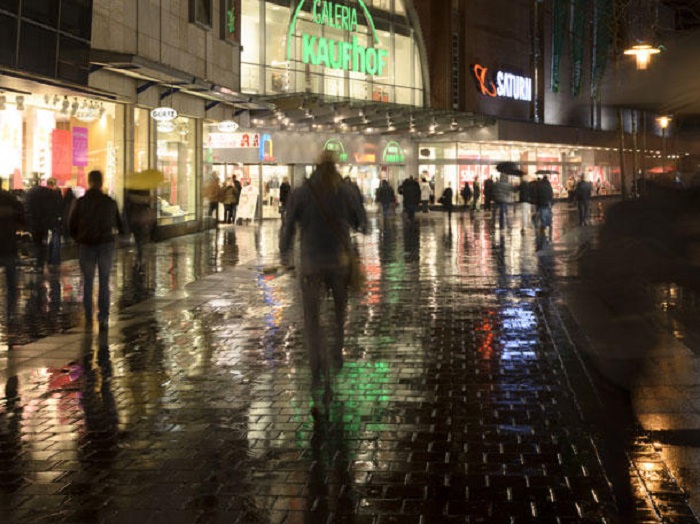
[
  {"xmin": 0, "ymin": 92, "xmax": 124, "ymax": 206},
  {"xmin": 418, "ymin": 140, "xmax": 619, "ymax": 201}
]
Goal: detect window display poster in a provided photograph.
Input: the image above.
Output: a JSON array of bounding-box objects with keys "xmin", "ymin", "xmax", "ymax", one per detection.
[
  {"xmin": 73, "ymin": 127, "xmax": 88, "ymax": 166},
  {"xmin": 51, "ymin": 129, "xmax": 72, "ymax": 183},
  {"xmin": 237, "ymin": 183, "xmax": 258, "ymax": 222}
]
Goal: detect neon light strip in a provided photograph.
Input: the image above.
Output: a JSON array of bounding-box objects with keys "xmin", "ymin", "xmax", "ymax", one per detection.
[{"xmin": 356, "ymin": 0, "xmax": 380, "ymax": 46}]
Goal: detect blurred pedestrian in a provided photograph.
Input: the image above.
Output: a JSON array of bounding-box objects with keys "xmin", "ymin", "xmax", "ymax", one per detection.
[
  {"xmin": 0, "ymin": 186, "xmax": 24, "ymax": 317},
  {"xmin": 439, "ymin": 184, "xmax": 454, "ymax": 220},
  {"xmin": 472, "ymin": 179, "xmax": 481, "ymax": 211},
  {"xmin": 400, "ymin": 176, "xmax": 421, "ymax": 222},
  {"xmin": 45, "ymin": 178, "xmax": 63, "ymax": 266},
  {"xmin": 575, "ymin": 173, "xmax": 593, "ymax": 226},
  {"xmin": 24, "ymin": 176, "xmax": 63, "ymax": 271},
  {"xmin": 69, "ymin": 170, "xmax": 123, "ymax": 330},
  {"xmin": 420, "ymin": 176, "xmax": 432, "ymax": 213},
  {"xmin": 491, "ymin": 173, "xmax": 512, "ymax": 229},
  {"xmin": 460, "ymin": 181, "xmax": 472, "ymax": 214},
  {"xmin": 535, "ymin": 174, "xmax": 554, "ymax": 242},
  {"xmin": 518, "ymin": 176, "xmax": 533, "ymax": 232},
  {"xmin": 483, "ymin": 176, "xmax": 494, "ymax": 211},
  {"xmin": 221, "ymin": 180, "xmax": 238, "ymax": 224},
  {"xmin": 125, "ymin": 188, "xmax": 155, "ymax": 269},
  {"xmin": 279, "ymin": 176, "xmax": 291, "ymax": 218},
  {"xmin": 231, "ymin": 174, "xmax": 242, "ymax": 224},
  {"xmin": 62, "ymin": 187, "xmax": 76, "ymax": 242},
  {"xmin": 204, "ymin": 172, "xmax": 221, "ymax": 223},
  {"xmin": 279, "ymin": 150, "xmax": 367, "ymax": 386},
  {"xmin": 375, "ymin": 179, "xmax": 395, "ymax": 219}
]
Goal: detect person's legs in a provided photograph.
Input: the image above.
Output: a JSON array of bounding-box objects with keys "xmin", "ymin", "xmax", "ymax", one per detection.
[
  {"xmin": 329, "ymin": 268, "xmax": 349, "ymax": 370},
  {"xmin": 498, "ymin": 203, "xmax": 506, "ymax": 229},
  {"xmin": 231, "ymin": 204, "xmax": 238, "ymax": 224},
  {"xmin": 32, "ymin": 228, "xmax": 48, "ymax": 270},
  {"xmin": 583, "ymin": 199, "xmax": 590, "ymax": 225},
  {"xmin": 96, "ymin": 243, "xmax": 115, "ymax": 327},
  {"xmin": 301, "ymin": 273, "xmax": 323, "ymax": 381},
  {"xmin": 79, "ymin": 244, "xmax": 97, "ymax": 323}
]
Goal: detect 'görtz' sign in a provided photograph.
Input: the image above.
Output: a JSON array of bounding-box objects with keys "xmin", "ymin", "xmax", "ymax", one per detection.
[{"xmin": 287, "ymin": 0, "xmax": 389, "ymax": 76}]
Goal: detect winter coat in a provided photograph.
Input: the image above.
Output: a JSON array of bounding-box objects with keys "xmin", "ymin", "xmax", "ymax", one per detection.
[
  {"xmin": 69, "ymin": 188, "xmax": 123, "ymax": 245},
  {"xmin": 440, "ymin": 187, "xmax": 454, "ymax": 209},
  {"xmin": 280, "ymin": 167, "xmax": 367, "ymax": 273},
  {"xmin": 535, "ymin": 178, "xmax": 554, "ymax": 208},
  {"xmin": 375, "ymin": 181, "xmax": 396, "ymax": 205},
  {"xmin": 279, "ymin": 181, "xmax": 291, "ymax": 205},
  {"xmin": 575, "ymin": 180, "xmax": 592, "ymax": 201},
  {"xmin": 401, "ymin": 178, "xmax": 421, "ymax": 206},
  {"xmin": 518, "ymin": 181, "xmax": 532, "ymax": 203},
  {"xmin": 221, "ymin": 184, "xmax": 239, "ymax": 205},
  {"xmin": 460, "ymin": 183, "xmax": 472, "ymax": 203},
  {"xmin": 491, "ymin": 180, "xmax": 512, "ymax": 204},
  {"xmin": 0, "ymin": 190, "xmax": 24, "ymax": 257},
  {"xmin": 25, "ymin": 185, "xmax": 62, "ymax": 232},
  {"xmin": 420, "ymin": 182, "xmax": 432, "ymax": 201}
]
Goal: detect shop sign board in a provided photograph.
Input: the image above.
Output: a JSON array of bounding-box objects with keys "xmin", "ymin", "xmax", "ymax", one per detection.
[
  {"xmin": 150, "ymin": 107, "xmax": 178, "ymax": 121},
  {"xmin": 73, "ymin": 127, "xmax": 88, "ymax": 167},
  {"xmin": 472, "ymin": 64, "xmax": 532, "ymax": 102},
  {"xmin": 237, "ymin": 183, "xmax": 258, "ymax": 222},
  {"xmin": 287, "ymin": 0, "xmax": 389, "ymax": 77},
  {"xmin": 323, "ymin": 138, "xmax": 348, "ymax": 161},
  {"xmin": 382, "ymin": 141, "xmax": 405, "ymax": 163},
  {"xmin": 206, "ymin": 132, "xmax": 260, "ymax": 149}
]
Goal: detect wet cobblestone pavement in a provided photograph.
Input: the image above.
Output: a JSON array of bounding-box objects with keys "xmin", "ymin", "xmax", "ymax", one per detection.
[{"xmin": 0, "ymin": 206, "xmax": 698, "ymax": 523}]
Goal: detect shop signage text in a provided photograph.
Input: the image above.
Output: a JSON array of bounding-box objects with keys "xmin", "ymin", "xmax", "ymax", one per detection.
[
  {"xmin": 472, "ymin": 64, "xmax": 532, "ymax": 102},
  {"xmin": 288, "ymin": 0, "xmax": 388, "ymax": 76},
  {"xmin": 151, "ymin": 107, "xmax": 178, "ymax": 121},
  {"xmin": 206, "ymin": 132, "xmax": 260, "ymax": 149}
]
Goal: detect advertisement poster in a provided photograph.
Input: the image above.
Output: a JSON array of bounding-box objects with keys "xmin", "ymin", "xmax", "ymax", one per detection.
[
  {"xmin": 237, "ymin": 183, "xmax": 258, "ymax": 222},
  {"xmin": 73, "ymin": 127, "xmax": 88, "ymax": 167},
  {"xmin": 51, "ymin": 129, "xmax": 72, "ymax": 183}
]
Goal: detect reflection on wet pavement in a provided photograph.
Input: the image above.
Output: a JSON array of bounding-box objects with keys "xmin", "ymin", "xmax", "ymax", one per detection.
[{"xmin": 0, "ymin": 210, "xmax": 696, "ymax": 522}]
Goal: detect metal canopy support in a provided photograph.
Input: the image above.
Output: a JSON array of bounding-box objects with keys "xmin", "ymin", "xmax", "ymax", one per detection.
[
  {"xmin": 205, "ymin": 101, "xmax": 220, "ymax": 111},
  {"xmin": 160, "ymin": 86, "xmax": 180, "ymax": 101},
  {"xmin": 136, "ymin": 81, "xmax": 158, "ymax": 96}
]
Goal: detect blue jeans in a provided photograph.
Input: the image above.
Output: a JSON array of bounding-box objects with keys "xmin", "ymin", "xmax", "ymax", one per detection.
[{"xmin": 79, "ymin": 242, "xmax": 115, "ymax": 324}]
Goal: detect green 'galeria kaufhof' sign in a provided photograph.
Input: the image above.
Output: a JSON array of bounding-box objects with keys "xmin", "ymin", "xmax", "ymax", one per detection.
[{"xmin": 287, "ymin": 0, "xmax": 389, "ymax": 76}]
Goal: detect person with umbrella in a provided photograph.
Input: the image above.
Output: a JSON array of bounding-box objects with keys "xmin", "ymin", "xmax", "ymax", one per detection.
[{"xmin": 124, "ymin": 169, "xmax": 162, "ymax": 270}]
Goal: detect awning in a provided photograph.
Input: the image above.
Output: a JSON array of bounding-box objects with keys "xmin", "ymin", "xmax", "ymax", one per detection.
[{"xmin": 89, "ymin": 49, "xmax": 274, "ymax": 111}]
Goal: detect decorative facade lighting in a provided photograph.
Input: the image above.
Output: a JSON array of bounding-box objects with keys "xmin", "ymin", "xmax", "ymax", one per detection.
[{"xmin": 624, "ymin": 44, "xmax": 660, "ymax": 70}]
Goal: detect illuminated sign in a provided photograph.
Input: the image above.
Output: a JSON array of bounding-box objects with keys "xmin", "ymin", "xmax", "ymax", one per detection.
[
  {"xmin": 323, "ymin": 138, "xmax": 348, "ymax": 162},
  {"xmin": 206, "ymin": 132, "xmax": 260, "ymax": 149},
  {"xmin": 382, "ymin": 141, "xmax": 405, "ymax": 163},
  {"xmin": 472, "ymin": 64, "xmax": 532, "ymax": 102},
  {"xmin": 259, "ymin": 134, "xmax": 274, "ymax": 162},
  {"xmin": 151, "ymin": 107, "xmax": 178, "ymax": 121},
  {"xmin": 287, "ymin": 0, "xmax": 388, "ymax": 76},
  {"xmin": 221, "ymin": 0, "xmax": 241, "ymax": 44}
]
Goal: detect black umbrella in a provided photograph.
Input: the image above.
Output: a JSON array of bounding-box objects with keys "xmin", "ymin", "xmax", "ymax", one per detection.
[
  {"xmin": 496, "ymin": 161, "xmax": 522, "ymax": 175},
  {"xmin": 535, "ymin": 169, "xmax": 559, "ymax": 175}
]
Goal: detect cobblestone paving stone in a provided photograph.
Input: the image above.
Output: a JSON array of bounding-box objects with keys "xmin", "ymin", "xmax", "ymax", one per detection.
[{"xmin": 0, "ymin": 208, "xmax": 696, "ymax": 523}]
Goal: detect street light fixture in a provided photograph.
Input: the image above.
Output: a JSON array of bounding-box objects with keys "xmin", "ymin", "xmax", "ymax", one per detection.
[
  {"xmin": 624, "ymin": 44, "xmax": 660, "ymax": 70},
  {"xmin": 657, "ymin": 116, "xmax": 671, "ymax": 176}
]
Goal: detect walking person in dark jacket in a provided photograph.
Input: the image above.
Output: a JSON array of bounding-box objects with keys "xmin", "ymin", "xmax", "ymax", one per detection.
[
  {"xmin": 279, "ymin": 176, "xmax": 291, "ymax": 218},
  {"xmin": 69, "ymin": 170, "xmax": 123, "ymax": 330},
  {"xmin": 279, "ymin": 151, "xmax": 367, "ymax": 389},
  {"xmin": 534, "ymin": 175, "xmax": 554, "ymax": 242},
  {"xmin": 575, "ymin": 174, "xmax": 593, "ymax": 226},
  {"xmin": 0, "ymin": 187, "xmax": 24, "ymax": 317},
  {"xmin": 472, "ymin": 179, "xmax": 481, "ymax": 212},
  {"xmin": 24, "ymin": 176, "xmax": 63, "ymax": 271},
  {"xmin": 439, "ymin": 184, "xmax": 454, "ymax": 220},
  {"xmin": 400, "ymin": 176, "xmax": 421, "ymax": 222},
  {"xmin": 375, "ymin": 180, "xmax": 395, "ymax": 219},
  {"xmin": 483, "ymin": 176, "xmax": 494, "ymax": 211}
]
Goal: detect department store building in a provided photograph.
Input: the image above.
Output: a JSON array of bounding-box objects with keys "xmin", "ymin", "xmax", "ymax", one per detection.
[{"xmin": 0, "ymin": 0, "xmax": 678, "ymax": 232}]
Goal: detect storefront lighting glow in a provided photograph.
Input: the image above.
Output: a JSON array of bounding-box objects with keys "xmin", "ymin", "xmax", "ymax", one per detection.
[
  {"xmin": 287, "ymin": 0, "xmax": 388, "ymax": 76},
  {"xmin": 624, "ymin": 44, "xmax": 660, "ymax": 70}
]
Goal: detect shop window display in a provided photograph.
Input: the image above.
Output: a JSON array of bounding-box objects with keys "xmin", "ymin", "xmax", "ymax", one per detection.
[{"xmin": 156, "ymin": 117, "xmax": 196, "ymax": 223}]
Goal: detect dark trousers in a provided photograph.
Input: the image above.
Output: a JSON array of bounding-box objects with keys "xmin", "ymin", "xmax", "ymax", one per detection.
[
  {"xmin": 223, "ymin": 204, "xmax": 234, "ymax": 224},
  {"xmin": 577, "ymin": 199, "xmax": 590, "ymax": 225},
  {"xmin": 31, "ymin": 227, "xmax": 49, "ymax": 269},
  {"xmin": 79, "ymin": 242, "xmax": 116, "ymax": 325},
  {"xmin": 0, "ymin": 256, "xmax": 17, "ymax": 317}
]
